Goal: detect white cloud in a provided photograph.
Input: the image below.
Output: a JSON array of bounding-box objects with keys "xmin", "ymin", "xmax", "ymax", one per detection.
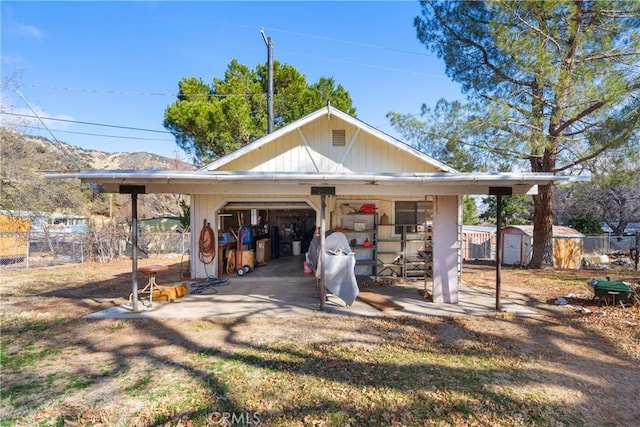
[
  {"xmin": 10, "ymin": 106, "xmax": 75, "ymax": 133},
  {"xmin": 1, "ymin": 54, "xmax": 25, "ymax": 66},
  {"xmin": 13, "ymin": 24, "xmax": 44, "ymax": 40}
]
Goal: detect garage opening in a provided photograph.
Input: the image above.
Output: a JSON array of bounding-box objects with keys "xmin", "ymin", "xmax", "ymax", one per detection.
[{"xmin": 216, "ymin": 201, "xmax": 317, "ymax": 277}]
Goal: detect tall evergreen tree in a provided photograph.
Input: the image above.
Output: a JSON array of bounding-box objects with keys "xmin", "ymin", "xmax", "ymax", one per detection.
[
  {"xmin": 164, "ymin": 60, "xmax": 355, "ymax": 165},
  {"xmin": 462, "ymin": 196, "xmax": 481, "ymax": 225},
  {"xmin": 396, "ymin": 0, "xmax": 640, "ymax": 267},
  {"xmin": 480, "ymin": 194, "xmax": 534, "ymax": 227}
]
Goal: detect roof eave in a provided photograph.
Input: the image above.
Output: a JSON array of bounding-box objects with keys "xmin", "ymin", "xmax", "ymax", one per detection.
[{"xmin": 45, "ymin": 170, "xmax": 584, "ymax": 187}]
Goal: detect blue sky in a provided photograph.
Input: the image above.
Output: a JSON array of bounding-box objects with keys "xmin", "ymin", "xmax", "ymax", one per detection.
[{"xmin": 1, "ymin": 1, "xmax": 463, "ymax": 160}]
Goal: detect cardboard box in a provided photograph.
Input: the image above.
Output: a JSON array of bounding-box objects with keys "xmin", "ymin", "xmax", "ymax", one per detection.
[{"xmin": 256, "ymin": 238, "xmax": 271, "ymax": 263}]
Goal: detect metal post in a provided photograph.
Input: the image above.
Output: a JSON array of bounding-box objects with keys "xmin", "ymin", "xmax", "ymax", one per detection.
[
  {"xmin": 319, "ymin": 194, "xmax": 326, "ymax": 310},
  {"xmin": 131, "ymin": 193, "xmax": 139, "ymax": 312},
  {"xmin": 267, "ymin": 36, "xmax": 273, "ymax": 133},
  {"xmin": 261, "ymin": 29, "xmax": 274, "ymax": 133},
  {"xmin": 633, "ymin": 230, "xmax": 640, "ymax": 271},
  {"xmin": 495, "ymin": 194, "xmax": 503, "ymax": 311},
  {"xmin": 26, "ymin": 232, "xmax": 30, "ymax": 270}
]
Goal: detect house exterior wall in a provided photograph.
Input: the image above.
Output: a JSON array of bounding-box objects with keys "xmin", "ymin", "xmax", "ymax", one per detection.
[
  {"xmin": 192, "ymin": 192, "xmax": 463, "ymax": 305},
  {"xmin": 192, "ymin": 193, "xmax": 428, "ymax": 278},
  {"xmin": 216, "ymin": 115, "xmax": 442, "ymax": 174},
  {"xmin": 433, "ymin": 195, "xmax": 460, "ymax": 303}
]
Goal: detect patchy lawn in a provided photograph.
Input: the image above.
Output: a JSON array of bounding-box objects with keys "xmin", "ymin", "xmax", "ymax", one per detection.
[{"xmin": 1, "ymin": 257, "xmax": 639, "ymax": 426}]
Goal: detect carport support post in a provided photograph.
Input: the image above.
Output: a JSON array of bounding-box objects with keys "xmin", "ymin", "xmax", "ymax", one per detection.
[
  {"xmin": 120, "ymin": 185, "xmax": 146, "ymax": 313},
  {"xmin": 490, "ymin": 187, "xmax": 511, "ymax": 312},
  {"xmin": 495, "ymin": 194, "xmax": 503, "ymax": 311},
  {"xmin": 311, "ymin": 186, "xmax": 335, "ymax": 310},
  {"xmin": 319, "ymin": 193, "xmax": 327, "ymax": 310},
  {"xmin": 131, "ymin": 193, "xmax": 139, "ymax": 312}
]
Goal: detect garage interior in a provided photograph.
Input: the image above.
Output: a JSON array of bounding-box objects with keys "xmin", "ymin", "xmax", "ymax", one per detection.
[{"xmin": 216, "ymin": 203, "xmax": 317, "ymax": 277}]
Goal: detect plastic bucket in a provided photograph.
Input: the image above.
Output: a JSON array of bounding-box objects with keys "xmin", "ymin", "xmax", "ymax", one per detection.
[{"xmin": 292, "ymin": 240, "xmax": 302, "ymax": 256}]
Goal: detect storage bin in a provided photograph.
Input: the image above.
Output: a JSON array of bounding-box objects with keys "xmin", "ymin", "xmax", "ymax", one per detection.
[{"xmin": 292, "ymin": 240, "xmax": 302, "ymax": 255}]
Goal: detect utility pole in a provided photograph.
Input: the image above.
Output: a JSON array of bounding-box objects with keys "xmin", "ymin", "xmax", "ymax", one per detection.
[{"xmin": 260, "ymin": 28, "xmax": 274, "ymax": 133}]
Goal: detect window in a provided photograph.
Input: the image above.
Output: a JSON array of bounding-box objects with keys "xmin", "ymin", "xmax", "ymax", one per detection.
[{"xmin": 395, "ymin": 201, "xmax": 426, "ymax": 234}]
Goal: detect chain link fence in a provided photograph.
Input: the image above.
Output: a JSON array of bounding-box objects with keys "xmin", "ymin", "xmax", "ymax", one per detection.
[
  {"xmin": 1, "ymin": 231, "xmax": 191, "ymax": 270},
  {"xmin": 4, "ymin": 230, "xmax": 637, "ymax": 270},
  {"xmin": 583, "ymin": 234, "xmax": 638, "ymax": 255}
]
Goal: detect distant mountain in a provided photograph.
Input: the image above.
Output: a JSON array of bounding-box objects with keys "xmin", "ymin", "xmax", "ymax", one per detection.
[
  {"xmin": 8, "ymin": 131, "xmax": 195, "ymax": 171},
  {"xmin": 0, "ymin": 129, "xmax": 196, "ymax": 219}
]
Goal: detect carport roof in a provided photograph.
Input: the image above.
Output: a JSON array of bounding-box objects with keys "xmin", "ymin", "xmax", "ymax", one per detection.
[{"xmin": 45, "ymin": 170, "xmax": 585, "ymax": 196}]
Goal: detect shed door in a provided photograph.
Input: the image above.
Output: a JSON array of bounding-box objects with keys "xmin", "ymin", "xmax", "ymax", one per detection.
[{"xmin": 503, "ymin": 234, "xmax": 522, "ymax": 265}]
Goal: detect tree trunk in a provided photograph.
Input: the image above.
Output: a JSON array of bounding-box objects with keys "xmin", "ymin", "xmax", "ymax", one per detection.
[{"xmin": 530, "ymin": 183, "xmax": 555, "ymax": 268}]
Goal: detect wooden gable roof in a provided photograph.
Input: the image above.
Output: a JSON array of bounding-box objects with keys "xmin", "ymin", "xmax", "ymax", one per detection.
[{"xmin": 200, "ymin": 105, "xmax": 456, "ymax": 174}]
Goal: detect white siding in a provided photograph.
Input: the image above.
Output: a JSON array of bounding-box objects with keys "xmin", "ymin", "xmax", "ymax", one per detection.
[
  {"xmin": 191, "ymin": 194, "xmax": 220, "ymax": 278},
  {"xmin": 214, "ymin": 114, "xmax": 442, "ymax": 174},
  {"xmin": 432, "ymin": 195, "xmax": 459, "ymax": 303}
]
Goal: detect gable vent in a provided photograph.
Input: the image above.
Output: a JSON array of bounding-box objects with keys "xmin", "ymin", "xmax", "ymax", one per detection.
[{"xmin": 332, "ymin": 129, "xmax": 346, "ymax": 146}]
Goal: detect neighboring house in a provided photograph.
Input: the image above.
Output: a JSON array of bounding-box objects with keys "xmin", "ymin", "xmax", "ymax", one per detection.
[
  {"xmin": 47, "ymin": 106, "xmax": 578, "ymax": 304},
  {"xmin": 32, "ymin": 213, "xmax": 90, "ymax": 233},
  {"xmin": 138, "ymin": 216, "xmax": 183, "ymax": 233},
  {"xmin": 502, "ymin": 225, "xmax": 585, "ymax": 269}
]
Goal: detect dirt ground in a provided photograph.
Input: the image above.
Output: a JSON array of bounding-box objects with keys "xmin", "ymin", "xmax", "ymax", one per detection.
[{"xmin": 1, "ymin": 257, "xmax": 639, "ymax": 425}]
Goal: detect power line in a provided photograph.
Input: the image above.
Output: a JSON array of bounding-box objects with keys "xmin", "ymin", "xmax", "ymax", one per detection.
[
  {"xmin": 15, "ymin": 90, "xmax": 81, "ymax": 171},
  {"xmin": 2, "ymin": 112, "xmax": 172, "ymax": 134},
  {"xmin": 23, "ymin": 84, "xmax": 259, "ymax": 98},
  {"xmin": 18, "ymin": 125, "xmax": 175, "ymax": 142},
  {"xmin": 76, "ymin": 10, "xmax": 435, "ymax": 59},
  {"xmin": 278, "ymin": 50, "xmax": 449, "ymax": 79},
  {"xmin": 267, "ymin": 27, "xmax": 436, "ymax": 59},
  {"xmin": 24, "ymin": 85, "xmax": 171, "ymax": 96}
]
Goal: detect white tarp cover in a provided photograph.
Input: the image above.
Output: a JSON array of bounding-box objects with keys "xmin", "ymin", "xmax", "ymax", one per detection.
[{"xmin": 306, "ymin": 231, "xmax": 359, "ymax": 306}]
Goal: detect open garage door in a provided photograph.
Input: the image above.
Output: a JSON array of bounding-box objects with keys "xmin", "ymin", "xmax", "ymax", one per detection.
[{"xmin": 217, "ymin": 201, "xmax": 318, "ymax": 277}]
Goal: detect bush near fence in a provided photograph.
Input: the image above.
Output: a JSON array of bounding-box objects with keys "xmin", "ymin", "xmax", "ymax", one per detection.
[{"xmin": 0, "ymin": 231, "xmax": 191, "ymax": 270}]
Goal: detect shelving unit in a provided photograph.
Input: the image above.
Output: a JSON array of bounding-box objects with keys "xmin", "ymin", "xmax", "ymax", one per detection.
[
  {"xmin": 376, "ymin": 223, "xmax": 402, "ymax": 278},
  {"xmin": 339, "ymin": 212, "xmax": 377, "ymax": 277},
  {"xmin": 376, "ymin": 224, "xmax": 432, "ymax": 280},
  {"xmin": 404, "ymin": 224, "xmax": 433, "ymax": 280},
  {"xmin": 376, "ymin": 197, "xmax": 433, "ymax": 283}
]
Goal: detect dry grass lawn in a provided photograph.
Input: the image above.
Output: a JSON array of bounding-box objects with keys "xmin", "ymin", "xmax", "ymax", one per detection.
[{"xmin": 1, "ymin": 256, "xmax": 639, "ymax": 426}]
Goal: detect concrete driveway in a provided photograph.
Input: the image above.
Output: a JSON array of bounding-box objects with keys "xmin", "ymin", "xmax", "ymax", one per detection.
[{"xmin": 85, "ymin": 256, "xmax": 539, "ymax": 319}]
